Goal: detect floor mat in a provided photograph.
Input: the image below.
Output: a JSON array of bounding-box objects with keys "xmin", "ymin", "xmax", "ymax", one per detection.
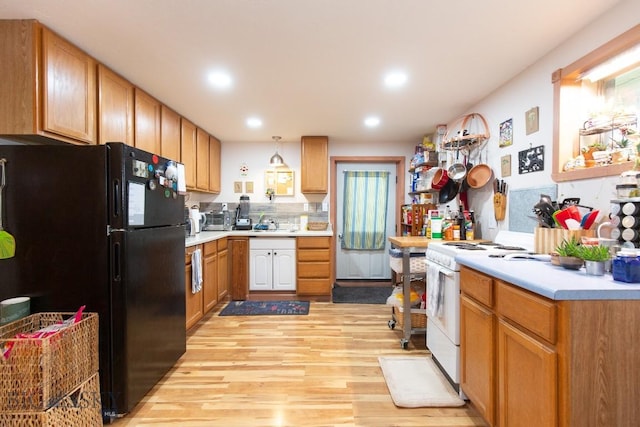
[
  {"xmin": 378, "ymin": 356, "xmax": 465, "ymax": 408},
  {"xmin": 219, "ymin": 300, "xmax": 309, "ymax": 316},
  {"xmin": 332, "ymin": 283, "xmax": 391, "ymax": 304}
]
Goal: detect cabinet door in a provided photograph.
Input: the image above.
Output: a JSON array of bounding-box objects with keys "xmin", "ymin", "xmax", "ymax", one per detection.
[
  {"xmin": 209, "ymin": 134, "xmax": 221, "ymax": 193},
  {"xmin": 229, "ymin": 238, "xmax": 249, "ymax": 300},
  {"xmin": 217, "ymin": 247, "xmax": 229, "ymax": 301},
  {"xmin": 134, "ymin": 88, "xmax": 161, "ymax": 154},
  {"xmin": 185, "ymin": 246, "xmax": 203, "ymax": 330},
  {"xmin": 203, "ymin": 251, "xmax": 218, "ymax": 313},
  {"xmin": 42, "ymin": 27, "xmax": 96, "ymax": 144},
  {"xmin": 301, "ymin": 136, "xmax": 328, "ymax": 193},
  {"xmin": 97, "ymin": 64, "xmax": 134, "ymax": 146},
  {"xmin": 161, "ymin": 105, "xmax": 181, "ymax": 162},
  {"xmin": 460, "ymin": 295, "xmax": 496, "ymax": 426},
  {"xmin": 273, "ymin": 249, "xmax": 296, "ymax": 291},
  {"xmin": 498, "ymin": 319, "xmax": 557, "ymax": 427},
  {"xmin": 196, "ymin": 127, "xmax": 210, "ymax": 191},
  {"xmin": 181, "ymin": 118, "xmax": 197, "ymax": 189},
  {"xmin": 249, "ymin": 249, "xmax": 272, "ymax": 290}
]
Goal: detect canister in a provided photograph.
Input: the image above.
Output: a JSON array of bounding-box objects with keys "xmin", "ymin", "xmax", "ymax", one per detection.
[{"xmin": 612, "ymin": 249, "xmax": 640, "ymax": 283}]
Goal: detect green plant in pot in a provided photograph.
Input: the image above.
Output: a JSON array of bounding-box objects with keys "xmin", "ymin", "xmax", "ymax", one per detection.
[
  {"xmin": 555, "ymin": 237, "xmax": 583, "ymax": 270},
  {"xmin": 577, "ymin": 244, "xmax": 611, "ymax": 276}
]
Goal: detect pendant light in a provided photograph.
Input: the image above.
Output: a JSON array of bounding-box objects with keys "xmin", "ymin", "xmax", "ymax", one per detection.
[{"xmin": 269, "ymin": 136, "xmax": 285, "ymax": 167}]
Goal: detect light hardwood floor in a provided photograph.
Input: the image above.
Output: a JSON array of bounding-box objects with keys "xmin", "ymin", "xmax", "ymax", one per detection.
[{"xmin": 111, "ymin": 302, "xmax": 486, "ymax": 426}]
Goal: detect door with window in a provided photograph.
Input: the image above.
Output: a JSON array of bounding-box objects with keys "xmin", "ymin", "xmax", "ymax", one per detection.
[{"xmin": 336, "ymin": 162, "xmax": 396, "ymax": 280}]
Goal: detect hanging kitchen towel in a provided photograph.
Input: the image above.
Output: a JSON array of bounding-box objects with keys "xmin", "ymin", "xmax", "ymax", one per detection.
[
  {"xmin": 191, "ymin": 248, "xmax": 203, "ymax": 294},
  {"xmin": 342, "ymin": 171, "xmax": 389, "ymax": 250},
  {"xmin": 426, "ymin": 264, "xmax": 444, "ymax": 318}
]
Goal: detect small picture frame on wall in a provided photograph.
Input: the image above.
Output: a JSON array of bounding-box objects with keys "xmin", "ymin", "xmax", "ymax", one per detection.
[
  {"xmin": 526, "ymin": 107, "xmax": 539, "ymax": 135},
  {"xmin": 501, "ymin": 154, "xmax": 512, "ymax": 177},
  {"xmin": 518, "ymin": 145, "xmax": 544, "ymax": 174},
  {"xmin": 499, "ymin": 118, "xmax": 513, "ymax": 147}
]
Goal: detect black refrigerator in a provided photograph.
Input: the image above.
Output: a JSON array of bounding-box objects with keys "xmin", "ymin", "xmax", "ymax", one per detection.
[{"xmin": 0, "ymin": 142, "xmax": 186, "ymax": 421}]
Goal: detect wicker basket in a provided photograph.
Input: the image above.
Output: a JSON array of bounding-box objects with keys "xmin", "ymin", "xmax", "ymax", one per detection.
[
  {"xmin": 307, "ymin": 221, "xmax": 328, "ymax": 231},
  {"xmin": 393, "ymin": 306, "xmax": 427, "ymax": 329},
  {"xmin": 0, "ymin": 312, "xmax": 99, "ymax": 411},
  {"xmin": 0, "ymin": 373, "xmax": 102, "ymax": 427}
]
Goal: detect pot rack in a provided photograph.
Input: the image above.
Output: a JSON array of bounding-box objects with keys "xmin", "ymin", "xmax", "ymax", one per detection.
[{"xmin": 440, "ymin": 113, "xmax": 490, "ymax": 152}]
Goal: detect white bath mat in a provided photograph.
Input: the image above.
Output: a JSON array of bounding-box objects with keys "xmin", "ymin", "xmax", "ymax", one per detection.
[{"xmin": 378, "ymin": 356, "xmax": 465, "ymax": 408}]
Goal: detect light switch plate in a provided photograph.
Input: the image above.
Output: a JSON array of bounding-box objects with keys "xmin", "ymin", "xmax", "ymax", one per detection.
[
  {"xmin": 322, "ymin": 202, "xmax": 328, "ymax": 211},
  {"xmin": 303, "ymin": 203, "xmax": 309, "ymax": 212}
]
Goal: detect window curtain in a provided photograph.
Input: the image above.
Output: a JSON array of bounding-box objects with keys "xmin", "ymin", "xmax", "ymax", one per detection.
[{"xmin": 342, "ymin": 171, "xmax": 389, "ymax": 250}]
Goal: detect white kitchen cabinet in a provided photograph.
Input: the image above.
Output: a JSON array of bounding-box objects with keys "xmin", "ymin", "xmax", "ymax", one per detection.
[{"xmin": 250, "ymin": 238, "xmax": 296, "ymax": 291}]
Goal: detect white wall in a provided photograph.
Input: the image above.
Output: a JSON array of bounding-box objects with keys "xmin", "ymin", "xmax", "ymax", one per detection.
[{"xmin": 458, "ymin": 0, "xmax": 640, "ymax": 241}]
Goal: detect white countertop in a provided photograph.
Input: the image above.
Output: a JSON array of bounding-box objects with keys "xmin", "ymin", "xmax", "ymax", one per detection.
[
  {"xmin": 456, "ymin": 253, "xmax": 640, "ymax": 301},
  {"xmin": 185, "ymin": 228, "xmax": 334, "ymax": 247}
]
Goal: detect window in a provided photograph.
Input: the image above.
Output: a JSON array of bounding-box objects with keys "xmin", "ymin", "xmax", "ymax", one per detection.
[{"xmin": 552, "ymin": 24, "xmax": 640, "ymax": 182}]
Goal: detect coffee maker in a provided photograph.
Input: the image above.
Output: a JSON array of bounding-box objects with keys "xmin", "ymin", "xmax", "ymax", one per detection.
[{"xmin": 234, "ymin": 195, "xmax": 252, "ymax": 230}]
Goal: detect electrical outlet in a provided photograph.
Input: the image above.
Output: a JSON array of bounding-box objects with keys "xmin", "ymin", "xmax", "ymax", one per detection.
[
  {"xmin": 322, "ymin": 202, "xmax": 328, "ymax": 211},
  {"xmin": 304, "ymin": 203, "xmax": 309, "ymax": 212}
]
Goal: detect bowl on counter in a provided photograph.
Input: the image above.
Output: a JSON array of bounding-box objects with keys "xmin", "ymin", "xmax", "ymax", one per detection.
[{"xmin": 559, "ymin": 256, "xmax": 584, "ymax": 270}]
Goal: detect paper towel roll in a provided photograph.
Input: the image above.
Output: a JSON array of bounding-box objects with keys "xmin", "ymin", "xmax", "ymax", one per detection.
[
  {"xmin": 300, "ymin": 215, "xmax": 308, "ymax": 231},
  {"xmin": 1, "ymin": 296, "xmax": 30, "ymax": 325}
]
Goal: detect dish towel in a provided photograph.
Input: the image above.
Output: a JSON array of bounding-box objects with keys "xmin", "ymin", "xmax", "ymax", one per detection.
[
  {"xmin": 426, "ymin": 264, "xmax": 444, "ymax": 318},
  {"xmin": 191, "ymin": 248, "xmax": 203, "ymax": 294}
]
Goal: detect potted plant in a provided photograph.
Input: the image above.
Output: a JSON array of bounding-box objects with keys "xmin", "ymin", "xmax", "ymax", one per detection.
[
  {"xmin": 577, "ymin": 244, "xmax": 611, "ymax": 276},
  {"xmin": 555, "ymin": 237, "xmax": 583, "ymax": 270}
]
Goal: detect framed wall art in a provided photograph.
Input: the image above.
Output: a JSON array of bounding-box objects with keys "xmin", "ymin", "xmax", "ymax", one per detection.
[
  {"xmin": 499, "ymin": 118, "xmax": 513, "ymax": 147},
  {"xmin": 525, "ymin": 106, "xmax": 539, "ymax": 135},
  {"xmin": 501, "ymin": 154, "xmax": 512, "ymax": 177},
  {"xmin": 518, "ymin": 145, "xmax": 544, "ymax": 174}
]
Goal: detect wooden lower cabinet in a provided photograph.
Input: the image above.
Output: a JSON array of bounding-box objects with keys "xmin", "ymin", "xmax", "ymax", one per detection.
[
  {"xmin": 229, "ymin": 237, "xmax": 249, "ymax": 300},
  {"xmin": 185, "ymin": 245, "xmax": 203, "ymax": 330},
  {"xmin": 460, "ymin": 295, "xmax": 495, "ymax": 426},
  {"xmin": 202, "ymin": 241, "xmax": 218, "ymax": 313},
  {"xmin": 460, "ymin": 265, "xmax": 640, "ymax": 427},
  {"xmin": 296, "ymin": 236, "xmax": 332, "ymax": 296},
  {"xmin": 217, "ymin": 238, "xmax": 229, "ymax": 301}
]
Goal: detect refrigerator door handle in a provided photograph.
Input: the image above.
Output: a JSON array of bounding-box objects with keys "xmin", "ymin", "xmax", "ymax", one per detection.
[
  {"xmin": 112, "ymin": 179, "xmax": 121, "ymax": 218},
  {"xmin": 112, "ymin": 241, "xmax": 121, "ymax": 281}
]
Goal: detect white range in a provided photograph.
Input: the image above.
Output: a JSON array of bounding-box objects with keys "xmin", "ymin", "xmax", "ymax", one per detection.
[{"xmin": 424, "ymin": 231, "xmax": 535, "ymax": 395}]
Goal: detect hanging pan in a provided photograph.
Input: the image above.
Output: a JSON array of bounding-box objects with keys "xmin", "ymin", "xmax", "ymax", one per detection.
[
  {"xmin": 0, "ymin": 158, "xmax": 15, "ymax": 259},
  {"xmin": 448, "ymin": 143, "xmax": 467, "ymax": 182},
  {"xmin": 438, "ymin": 178, "xmax": 460, "ymax": 204},
  {"xmin": 467, "ymin": 150, "xmax": 494, "ymax": 189}
]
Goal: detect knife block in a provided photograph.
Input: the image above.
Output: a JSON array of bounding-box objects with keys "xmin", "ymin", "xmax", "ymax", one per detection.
[
  {"xmin": 493, "ymin": 193, "xmax": 506, "ymax": 221},
  {"xmin": 534, "ymin": 227, "xmax": 596, "ymax": 255}
]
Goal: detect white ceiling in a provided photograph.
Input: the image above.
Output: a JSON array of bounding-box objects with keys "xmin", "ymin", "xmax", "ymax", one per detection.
[{"xmin": 0, "ymin": 0, "xmax": 621, "ymax": 146}]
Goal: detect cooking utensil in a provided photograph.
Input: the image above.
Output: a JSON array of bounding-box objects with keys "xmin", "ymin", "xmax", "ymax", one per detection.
[
  {"xmin": 438, "ymin": 179, "xmax": 459, "ymax": 204},
  {"xmin": 582, "ymin": 210, "xmax": 599, "ymax": 230},
  {"xmin": 502, "ymin": 253, "xmax": 552, "ymax": 262},
  {"xmin": 431, "ymin": 167, "xmax": 449, "ymax": 189},
  {"xmin": 0, "ymin": 159, "xmax": 15, "ymax": 259},
  {"xmin": 447, "ymin": 143, "xmax": 467, "ymax": 182},
  {"xmin": 467, "ymin": 150, "xmax": 493, "ymax": 189}
]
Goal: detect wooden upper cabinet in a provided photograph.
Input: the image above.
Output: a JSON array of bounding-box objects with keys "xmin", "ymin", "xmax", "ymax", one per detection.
[
  {"xmin": 209, "ymin": 134, "xmax": 221, "ymax": 193},
  {"xmin": 0, "ymin": 20, "xmax": 96, "ymax": 144},
  {"xmin": 134, "ymin": 88, "xmax": 161, "ymax": 154},
  {"xmin": 181, "ymin": 118, "xmax": 197, "ymax": 189},
  {"xmin": 301, "ymin": 136, "xmax": 328, "ymax": 193},
  {"xmin": 97, "ymin": 64, "xmax": 133, "ymax": 145},
  {"xmin": 196, "ymin": 127, "xmax": 210, "ymax": 191},
  {"xmin": 160, "ymin": 105, "xmax": 181, "ymax": 162}
]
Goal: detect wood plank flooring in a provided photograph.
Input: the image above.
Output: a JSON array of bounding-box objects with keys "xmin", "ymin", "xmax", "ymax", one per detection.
[{"xmin": 111, "ymin": 302, "xmax": 486, "ymax": 426}]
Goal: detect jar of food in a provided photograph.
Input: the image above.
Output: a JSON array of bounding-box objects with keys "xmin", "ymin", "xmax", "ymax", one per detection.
[{"xmin": 612, "ymin": 249, "xmax": 640, "ymax": 283}]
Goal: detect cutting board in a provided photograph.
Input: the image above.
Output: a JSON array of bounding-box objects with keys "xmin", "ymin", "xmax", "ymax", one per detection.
[{"xmin": 508, "ymin": 185, "xmax": 557, "ymax": 233}]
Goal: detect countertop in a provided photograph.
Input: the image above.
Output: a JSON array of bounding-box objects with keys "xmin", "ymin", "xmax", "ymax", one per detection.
[
  {"xmin": 185, "ymin": 228, "xmax": 334, "ymax": 247},
  {"xmin": 456, "ymin": 253, "xmax": 640, "ymax": 301}
]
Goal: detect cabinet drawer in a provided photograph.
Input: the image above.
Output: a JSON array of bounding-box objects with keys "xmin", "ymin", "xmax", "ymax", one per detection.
[
  {"xmin": 217, "ymin": 238, "xmax": 228, "ymax": 251},
  {"xmin": 297, "ymin": 279, "xmax": 331, "ymax": 296},
  {"xmin": 298, "ymin": 262, "xmax": 330, "ymax": 278},
  {"xmin": 460, "ymin": 267, "xmax": 494, "ymax": 307},
  {"xmin": 496, "ymin": 281, "xmax": 557, "ymax": 344},
  {"xmin": 297, "ymin": 249, "xmax": 330, "ymax": 262},
  {"xmin": 185, "ymin": 244, "xmax": 200, "ymax": 264},
  {"xmin": 204, "ymin": 241, "xmax": 217, "ymax": 256},
  {"xmin": 297, "ymin": 236, "xmax": 330, "ymax": 249}
]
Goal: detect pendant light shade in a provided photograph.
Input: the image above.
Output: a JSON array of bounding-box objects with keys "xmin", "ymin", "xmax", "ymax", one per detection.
[{"xmin": 269, "ymin": 136, "xmax": 285, "ymax": 167}]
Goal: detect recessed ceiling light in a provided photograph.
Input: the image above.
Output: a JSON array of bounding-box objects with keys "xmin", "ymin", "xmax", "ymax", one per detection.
[
  {"xmin": 364, "ymin": 116, "xmax": 380, "ymax": 127},
  {"xmin": 246, "ymin": 117, "xmax": 263, "ymax": 128},
  {"xmin": 208, "ymin": 71, "xmax": 233, "ymax": 89},
  {"xmin": 384, "ymin": 71, "xmax": 408, "ymax": 88}
]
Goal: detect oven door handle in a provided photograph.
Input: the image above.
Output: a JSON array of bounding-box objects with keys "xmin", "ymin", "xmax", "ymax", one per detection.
[{"xmin": 426, "ymin": 261, "xmax": 455, "ymax": 277}]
